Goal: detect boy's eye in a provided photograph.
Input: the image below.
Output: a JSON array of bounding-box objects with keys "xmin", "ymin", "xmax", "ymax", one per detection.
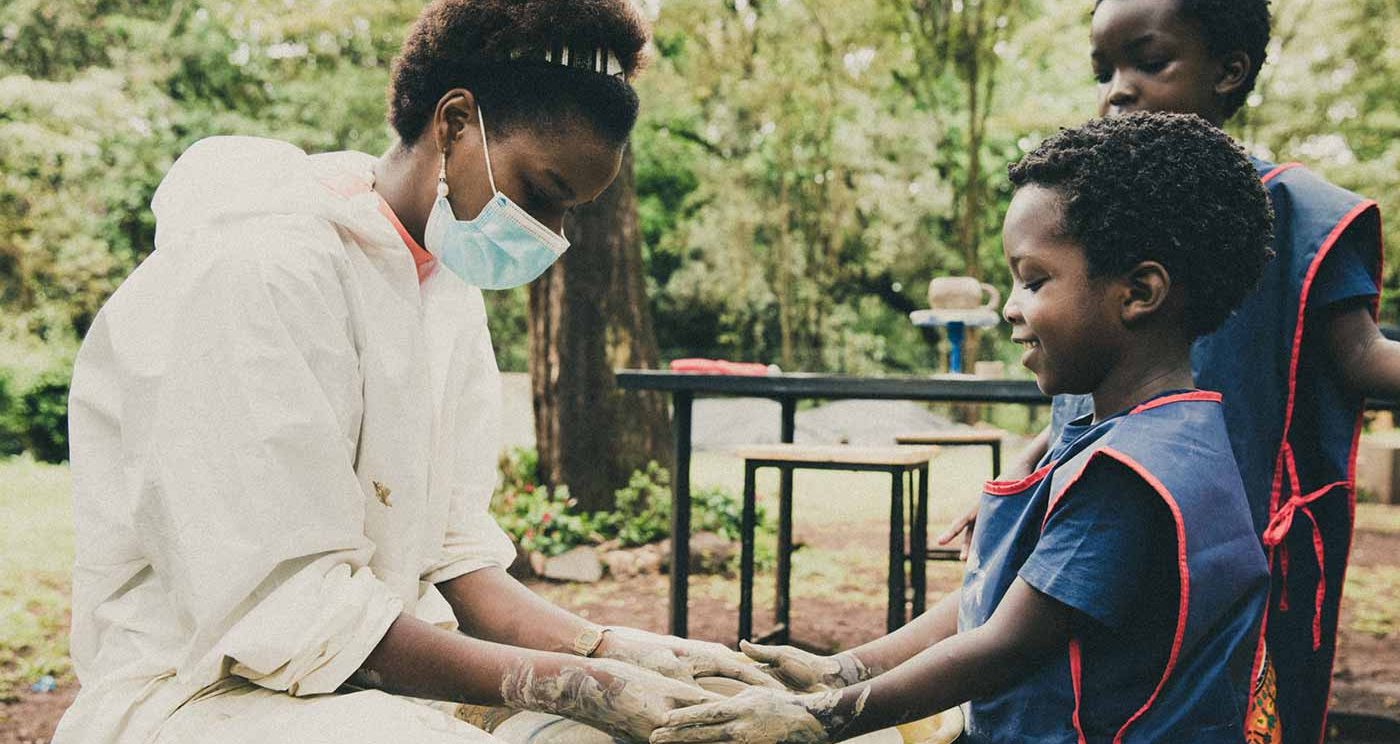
[
  {"xmin": 1093, "ymin": 68, "xmax": 1112, "ymax": 84},
  {"xmin": 1023, "ymin": 278, "xmax": 1047, "ymax": 292},
  {"xmin": 1139, "ymin": 59, "xmax": 1168, "ymax": 74}
]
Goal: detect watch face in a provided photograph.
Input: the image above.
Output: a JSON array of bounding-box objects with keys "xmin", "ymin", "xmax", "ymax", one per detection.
[{"xmin": 575, "ymin": 628, "xmax": 603, "ymax": 656}]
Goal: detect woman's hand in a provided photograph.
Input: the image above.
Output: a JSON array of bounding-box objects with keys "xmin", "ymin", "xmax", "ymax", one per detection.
[
  {"xmin": 739, "ymin": 641, "xmax": 870, "ymax": 692},
  {"xmin": 649, "ymin": 687, "xmax": 837, "ymax": 744},
  {"xmin": 500, "ymin": 657, "xmax": 721, "ymax": 743},
  {"xmin": 599, "ymin": 627, "xmax": 782, "ymax": 688}
]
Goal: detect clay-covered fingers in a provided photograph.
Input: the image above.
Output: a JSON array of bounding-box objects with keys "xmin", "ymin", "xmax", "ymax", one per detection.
[
  {"xmin": 651, "ymin": 689, "xmax": 829, "ymax": 744},
  {"xmin": 679, "ymin": 641, "xmax": 784, "ymax": 689},
  {"xmin": 738, "ymin": 640, "xmax": 827, "ymax": 691}
]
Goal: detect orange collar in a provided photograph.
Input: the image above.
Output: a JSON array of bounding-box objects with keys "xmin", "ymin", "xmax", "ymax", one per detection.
[
  {"xmin": 372, "ymin": 194, "xmax": 437, "ymax": 283},
  {"xmin": 323, "ymin": 173, "xmax": 436, "ymax": 283}
]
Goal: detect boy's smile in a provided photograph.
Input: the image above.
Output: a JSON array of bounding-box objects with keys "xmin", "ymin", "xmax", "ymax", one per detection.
[
  {"xmin": 1090, "ymin": 0, "xmax": 1233, "ymax": 124},
  {"xmin": 1002, "ymin": 186, "xmax": 1123, "ymax": 397}
]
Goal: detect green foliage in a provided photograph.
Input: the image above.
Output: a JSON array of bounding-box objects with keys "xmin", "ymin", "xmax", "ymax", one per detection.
[
  {"xmin": 491, "ymin": 449, "xmax": 770, "ymax": 566},
  {"xmin": 2, "ymin": 0, "xmax": 1396, "ymax": 459}
]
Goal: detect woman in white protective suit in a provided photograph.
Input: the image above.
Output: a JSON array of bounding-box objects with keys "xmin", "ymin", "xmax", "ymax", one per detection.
[{"xmin": 53, "ymin": 2, "xmax": 778, "ymax": 742}]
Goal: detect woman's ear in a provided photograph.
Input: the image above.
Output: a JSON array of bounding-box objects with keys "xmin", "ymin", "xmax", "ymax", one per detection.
[
  {"xmin": 432, "ymin": 88, "xmax": 479, "ymax": 154},
  {"xmin": 1214, "ymin": 50, "xmax": 1252, "ymax": 100},
  {"xmin": 1120, "ymin": 260, "xmax": 1172, "ymax": 326}
]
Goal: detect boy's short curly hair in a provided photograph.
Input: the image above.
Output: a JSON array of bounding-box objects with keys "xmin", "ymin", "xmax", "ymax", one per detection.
[
  {"xmin": 388, "ymin": 0, "xmax": 650, "ymax": 147},
  {"xmin": 1096, "ymin": 0, "xmax": 1272, "ymax": 118},
  {"xmin": 1008, "ymin": 112, "xmax": 1274, "ymax": 338}
]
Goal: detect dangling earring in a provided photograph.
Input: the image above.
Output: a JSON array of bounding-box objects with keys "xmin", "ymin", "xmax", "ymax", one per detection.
[{"xmin": 437, "ymin": 152, "xmax": 450, "ymax": 198}]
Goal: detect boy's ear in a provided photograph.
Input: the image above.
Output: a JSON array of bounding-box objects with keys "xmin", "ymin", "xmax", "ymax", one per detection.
[
  {"xmin": 1119, "ymin": 260, "xmax": 1172, "ymax": 326},
  {"xmin": 1214, "ymin": 50, "xmax": 1252, "ymax": 99}
]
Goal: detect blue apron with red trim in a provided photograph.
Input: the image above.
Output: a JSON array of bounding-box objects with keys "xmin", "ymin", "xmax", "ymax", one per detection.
[
  {"xmin": 961, "ymin": 393, "xmax": 1269, "ymax": 743},
  {"xmin": 1051, "ymin": 160, "xmax": 1383, "ymax": 744}
]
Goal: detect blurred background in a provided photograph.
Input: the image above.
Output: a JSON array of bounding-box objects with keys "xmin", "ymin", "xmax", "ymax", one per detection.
[{"xmin": 1, "ymin": 0, "xmax": 1396, "ymax": 463}]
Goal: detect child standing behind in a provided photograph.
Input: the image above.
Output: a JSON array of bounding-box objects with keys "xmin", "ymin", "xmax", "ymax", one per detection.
[
  {"xmin": 652, "ymin": 112, "xmax": 1275, "ymax": 744},
  {"xmin": 944, "ymin": 4, "xmax": 1391, "ymax": 740}
]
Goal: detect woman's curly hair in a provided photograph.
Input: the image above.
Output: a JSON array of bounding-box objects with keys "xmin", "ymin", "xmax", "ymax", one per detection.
[
  {"xmin": 388, "ymin": 0, "xmax": 650, "ymax": 147},
  {"xmin": 1008, "ymin": 112, "xmax": 1274, "ymax": 337}
]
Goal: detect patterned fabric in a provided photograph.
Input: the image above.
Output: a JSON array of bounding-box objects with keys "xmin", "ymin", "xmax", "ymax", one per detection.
[{"xmin": 1246, "ymin": 654, "xmax": 1282, "ymax": 744}]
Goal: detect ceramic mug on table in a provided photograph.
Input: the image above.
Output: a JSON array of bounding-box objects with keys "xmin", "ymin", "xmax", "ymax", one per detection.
[{"xmin": 927, "ymin": 276, "xmax": 1000, "ymax": 312}]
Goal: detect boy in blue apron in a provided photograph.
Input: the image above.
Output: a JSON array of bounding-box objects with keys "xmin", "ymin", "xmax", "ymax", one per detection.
[
  {"xmin": 652, "ymin": 112, "xmax": 1274, "ymax": 744},
  {"xmin": 1018, "ymin": 4, "xmax": 1395, "ymax": 742}
]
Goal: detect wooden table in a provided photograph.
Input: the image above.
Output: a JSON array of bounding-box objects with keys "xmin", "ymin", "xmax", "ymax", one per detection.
[{"xmin": 614, "ymin": 370, "xmax": 1048, "ymax": 637}]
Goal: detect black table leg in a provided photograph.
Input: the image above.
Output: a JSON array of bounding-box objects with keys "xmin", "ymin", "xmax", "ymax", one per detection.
[
  {"xmin": 991, "ymin": 440, "xmax": 1002, "ymax": 479},
  {"xmin": 739, "ymin": 462, "xmax": 758, "ymax": 644},
  {"xmin": 670, "ymin": 392, "xmax": 693, "ymax": 638},
  {"xmin": 887, "ymin": 467, "xmax": 906, "ymax": 632},
  {"xmin": 775, "ymin": 464, "xmax": 793, "ymax": 643},
  {"xmin": 911, "ymin": 465, "xmax": 929, "ymax": 616}
]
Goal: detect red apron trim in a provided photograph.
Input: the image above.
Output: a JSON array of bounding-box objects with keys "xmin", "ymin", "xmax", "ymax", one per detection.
[
  {"xmin": 1035, "ymin": 448, "xmax": 1191, "ymax": 741},
  {"xmin": 1129, "ymin": 390, "xmax": 1222, "ymax": 415},
  {"xmin": 984, "ymin": 461, "xmax": 1056, "ymax": 496},
  {"xmin": 1069, "ymin": 638, "xmax": 1088, "ymax": 744},
  {"xmin": 1099, "ymin": 448, "xmax": 1190, "ymax": 743},
  {"xmin": 1258, "ymin": 165, "xmax": 1382, "ymax": 742},
  {"xmin": 1261, "ymin": 162, "xmax": 1304, "ymax": 184}
]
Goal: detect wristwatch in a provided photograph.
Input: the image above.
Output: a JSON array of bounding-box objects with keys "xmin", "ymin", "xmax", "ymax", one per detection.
[{"xmin": 572, "ymin": 626, "xmax": 611, "ymax": 657}]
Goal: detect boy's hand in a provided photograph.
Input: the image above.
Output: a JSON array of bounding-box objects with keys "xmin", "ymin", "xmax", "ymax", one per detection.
[
  {"xmin": 936, "ymin": 506, "xmax": 978, "ymax": 561},
  {"xmin": 739, "ymin": 641, "xmax": 869, "ymax": 692},
  {"xmin": 599, "ymin": 627, "xmax": 783, "ymax": 689},
  {"xmin": 650, "ymin": 687, "xmax": 834, "ymax": 744}
]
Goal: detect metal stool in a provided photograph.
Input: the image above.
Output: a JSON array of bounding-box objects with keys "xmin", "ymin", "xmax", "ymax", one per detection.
[
  {"xmin": 730, "ymin": 444, "xmax": 938, "ymax": 646},
  {"xmin": 895, "ymin": 429, "xmax": 1005, "ymax": 561}
]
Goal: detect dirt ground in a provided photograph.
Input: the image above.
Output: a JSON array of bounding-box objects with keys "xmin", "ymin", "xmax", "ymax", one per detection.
[{"xmin": 4, "ymin": 527, "xmax": 1397, "ymax": 743}]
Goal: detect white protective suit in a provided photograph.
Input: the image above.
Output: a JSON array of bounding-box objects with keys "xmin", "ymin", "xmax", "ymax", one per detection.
[{"xmin": 55, "ymin": 136, "xmax": 518, "ymax": 743}]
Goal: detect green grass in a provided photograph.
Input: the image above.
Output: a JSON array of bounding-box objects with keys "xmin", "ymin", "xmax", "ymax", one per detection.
[{"xmin": 0, "ymin": 455, "xmax": 73, "ymax": 700}]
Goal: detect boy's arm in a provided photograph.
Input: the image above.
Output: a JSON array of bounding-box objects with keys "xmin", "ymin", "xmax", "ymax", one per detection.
[
  {"xmin": 650, "ymin": 580, "xmax": 1072, "ymax": 743},
  {"xmin": 1328, "ymin": 306, "xmax": 1400, "ymax": 400}
]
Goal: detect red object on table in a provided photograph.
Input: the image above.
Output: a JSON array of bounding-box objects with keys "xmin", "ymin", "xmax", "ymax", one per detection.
[{"xmin": 669, "ymin": 358, "xmax": 772, "ymax": 376}]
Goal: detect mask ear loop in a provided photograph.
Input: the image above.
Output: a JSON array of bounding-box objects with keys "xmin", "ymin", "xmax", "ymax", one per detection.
[{"xmin": 476, "ymin": 105, "xmax": 498, "ymax": 194}]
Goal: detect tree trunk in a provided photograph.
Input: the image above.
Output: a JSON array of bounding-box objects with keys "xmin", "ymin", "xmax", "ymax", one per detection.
[{"xmin": 528, "ymin": 145, "xmax": 674, "ymax": 513}]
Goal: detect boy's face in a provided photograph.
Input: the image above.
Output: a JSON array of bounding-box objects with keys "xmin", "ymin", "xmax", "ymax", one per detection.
[
  {"xmin": 1090, "ymin": 0, "xmax": 1227, "ymax": 125},
  {"xmin": 1002, "ymin": 186, "xmax": 1124, "ymax": 396}
]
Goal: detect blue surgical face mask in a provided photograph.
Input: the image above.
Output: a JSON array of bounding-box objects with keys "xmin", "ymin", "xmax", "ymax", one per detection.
[{"xmin": 423, "ymin": 107, "xmax": 570, "ymax": 289}]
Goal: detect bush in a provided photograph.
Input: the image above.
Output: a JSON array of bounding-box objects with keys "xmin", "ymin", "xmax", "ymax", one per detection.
[{"xmin": 490, "ymin": 449, "xmax": 773, "ymax": 566}]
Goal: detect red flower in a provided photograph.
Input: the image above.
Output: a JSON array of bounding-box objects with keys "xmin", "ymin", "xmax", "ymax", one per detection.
[
  {"xmin": 524, "ymin": 529, "xmax": 535, "ymax": 539},
  {"xmin": 541, "ymin": 512, "xmax": 553, "ymax": 525},
  {"xmin": 523, "ymin": 484, "xmax": 535, "ymax": 493}
]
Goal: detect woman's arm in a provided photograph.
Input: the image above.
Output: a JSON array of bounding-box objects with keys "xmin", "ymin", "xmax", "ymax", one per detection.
[
  {"xmin": 439, "ymin": 567, "xmax": 779, "ymax": 687},
  {"xmin": 354, "ymin": 612, "xmax": 719, "ymax": 742}
]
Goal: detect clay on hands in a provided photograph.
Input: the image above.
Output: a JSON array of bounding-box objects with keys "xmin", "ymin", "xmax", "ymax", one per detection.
[
  {"xmin": 740, "ymin": 640, "xmax": 872, "ymax": 692},
  {"xmin": 499, "ymin": 657, "xmax": 720, "ymax": 743},
  {"xmin": 649, "ymin": 687, "xmax": 840, "ymax": 744},
  {"xmin": 601, "ymin": 627, "xmax": 782, "ymax": 688}
]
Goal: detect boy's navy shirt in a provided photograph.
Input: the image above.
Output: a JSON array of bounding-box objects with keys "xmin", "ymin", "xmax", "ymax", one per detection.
[
  {"xmin": 1024, "ymin": 415, "xmax": 1178, "ymax": 730},
  {"xmin": 961, "ymin": 392, "xmax": 1268, "ymax": 742}
]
